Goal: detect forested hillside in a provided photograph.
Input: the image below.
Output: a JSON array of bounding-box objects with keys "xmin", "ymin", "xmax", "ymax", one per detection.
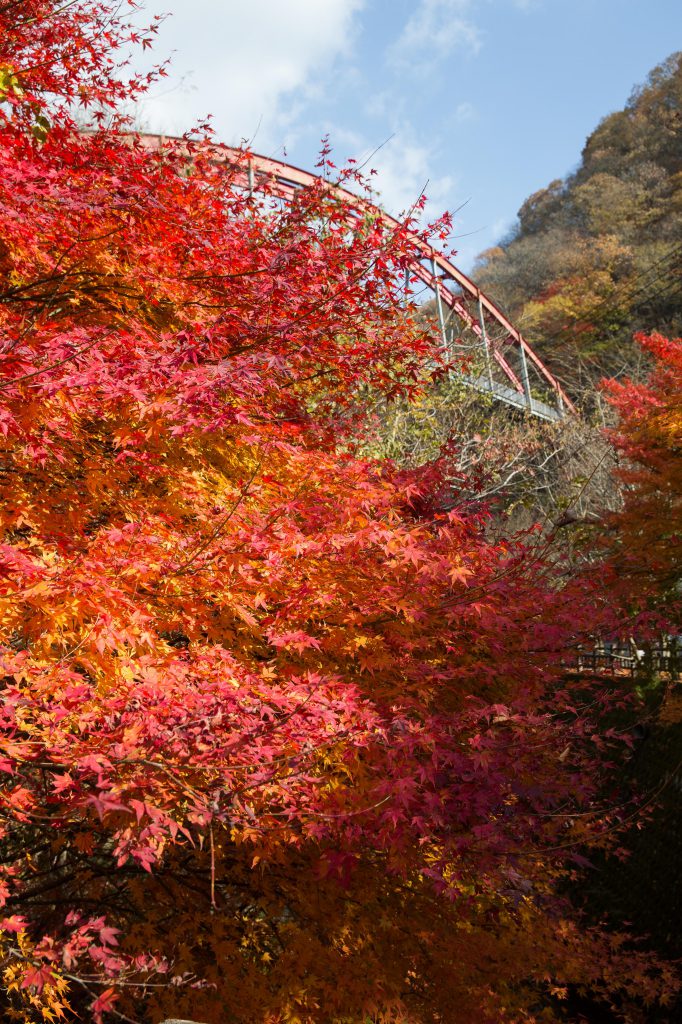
[
  {"xmin": 473, "ymin": 52, "xmax": 682, "ymax": 395},
  {"xmin": 375, "ymin": 53, "xmax": 681, "ymax": 574}
]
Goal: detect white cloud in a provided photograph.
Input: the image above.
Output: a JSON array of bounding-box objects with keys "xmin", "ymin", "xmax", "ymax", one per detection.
[
  {"xmin": 363, "ymin": 90, "xmax": 392, "ymax": 120},
  {"xmin": 454, "ymin": 100, "xmax": 476, "ymax": 122},
  {"xmin": 135, "ymin": 0, "xmax": 364, "ymax": 147},
  {"xmin": 388, "ymin": 0, "xmax": 482, "ymax": 70},
  {"xmin": 328, "ymin": 127, "xmax": 456, "ymax": 225},
  {"xmin": 370, "ymin": 138, "xmax": 455, "ymax": 220},
  {"xmin": 387, "ymin": 0, "xmax": 541, "ymax": 72}
]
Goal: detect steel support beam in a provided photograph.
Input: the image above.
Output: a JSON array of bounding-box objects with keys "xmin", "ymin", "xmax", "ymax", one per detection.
[
  {"xmin": 518, "ymin": 338, "xmax": 532, "ymax": 410},
  {"xmin": 431, "ymin": 256, "xmax": 448, "ymax": 351},
  {"xmin": 477, "ymin": 297, "xmax": 494, "ymax": 390}
]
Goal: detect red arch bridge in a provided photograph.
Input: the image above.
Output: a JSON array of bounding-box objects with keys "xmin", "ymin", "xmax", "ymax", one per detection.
[{"xmin": 138, "ymin": 135, "xmax": 574, "ymax": 422}]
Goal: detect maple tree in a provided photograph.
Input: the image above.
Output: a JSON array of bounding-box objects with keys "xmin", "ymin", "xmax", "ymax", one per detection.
[
  {"xmin": 0, "ymin": 4, "xmax": 678, "ymax": 1022},
  {"xmin": 601, "ymin": 331, "xmax": 682, "ymax": 619}
]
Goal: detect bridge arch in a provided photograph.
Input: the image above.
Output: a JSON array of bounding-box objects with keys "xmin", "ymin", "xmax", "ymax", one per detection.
[{"xmin": 137, "ymin": 135, "xmax": 574, "ymax": 421}]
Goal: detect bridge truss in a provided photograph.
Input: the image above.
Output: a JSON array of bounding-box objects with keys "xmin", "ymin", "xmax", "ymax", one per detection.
[{"xmin": 138, "ymin": 135, "xmax": 575, "ymax": 421}]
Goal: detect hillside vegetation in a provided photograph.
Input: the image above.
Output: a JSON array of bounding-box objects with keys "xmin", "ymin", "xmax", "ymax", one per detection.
[
  {"xmin": 372, "ymin": 53, "xmax": 682, "ymax": 541},
  {"xmin": 473, "ymin": 52, "xmax": 682, "ymax": 396}
]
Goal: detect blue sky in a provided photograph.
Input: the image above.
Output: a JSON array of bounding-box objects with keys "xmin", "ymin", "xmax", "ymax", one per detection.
[{"xmin": 138, "ymin": 0, "xmax": 681, "ymax": 271}]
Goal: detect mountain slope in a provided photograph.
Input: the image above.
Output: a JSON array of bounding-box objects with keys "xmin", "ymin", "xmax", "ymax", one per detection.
[{"xmin": 473, "ymin": 52, "xmax": 682, "ymax": 396}]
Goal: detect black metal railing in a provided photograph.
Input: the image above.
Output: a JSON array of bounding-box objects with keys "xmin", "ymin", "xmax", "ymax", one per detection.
[{"xmin": 566, "ymin": 639, "xmax": 680, "ymax": 679}]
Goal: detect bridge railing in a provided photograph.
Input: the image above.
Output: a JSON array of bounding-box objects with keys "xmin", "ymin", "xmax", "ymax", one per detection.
[{"xmin": 565, "ymin": 639, "xmax": 681, "ymax": 680}]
